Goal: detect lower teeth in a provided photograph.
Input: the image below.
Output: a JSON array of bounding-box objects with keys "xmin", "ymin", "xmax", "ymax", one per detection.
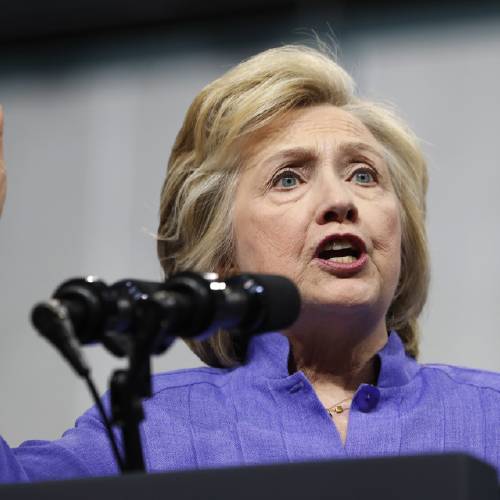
[{"xmin": 329, "ymin": 255, "xmax": 357, "ymax": 264}]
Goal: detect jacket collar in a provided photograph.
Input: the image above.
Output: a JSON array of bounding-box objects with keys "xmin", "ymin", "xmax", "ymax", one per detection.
[{"xmin": 244, "ymin": 330, "xmax": 420, "ymax": 387}]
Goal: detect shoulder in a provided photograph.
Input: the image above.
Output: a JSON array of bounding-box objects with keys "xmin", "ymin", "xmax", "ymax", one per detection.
[
  {"xmin": 150, "ymin": 364, "xmax": 238, "ymax": 396},
  {"xmin": 420, "ymin": 362, "xmax": 500, "ymax": 394}
]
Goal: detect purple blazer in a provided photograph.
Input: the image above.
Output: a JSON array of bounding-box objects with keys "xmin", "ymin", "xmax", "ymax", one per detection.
[{"xmin": 2, "ymin": 331, "xmax": 500, "ymax": 482}]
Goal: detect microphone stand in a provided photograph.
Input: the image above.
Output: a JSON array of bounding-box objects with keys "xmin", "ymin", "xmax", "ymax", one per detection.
[
  {"xmin": 32, "ymin": 272, "xmax": 300, "ymax": 474},
  {"xmin": 109, "ymin": 294, "xmax": 169, "ymax": 473}
]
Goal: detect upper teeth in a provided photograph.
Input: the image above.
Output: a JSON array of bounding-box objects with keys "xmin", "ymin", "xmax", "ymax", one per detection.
[{"xmin": 323, "ymin": 240, "xmax": 354, "ymax": 251}]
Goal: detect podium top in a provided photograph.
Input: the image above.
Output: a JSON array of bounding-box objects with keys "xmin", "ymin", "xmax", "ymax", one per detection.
[{"xmin": 0, "ymin": 454, "xmax": 498, "ymax": 500}]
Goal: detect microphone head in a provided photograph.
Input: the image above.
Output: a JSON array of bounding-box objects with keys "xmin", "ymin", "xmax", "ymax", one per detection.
[
  {"xmin": 31, "ymin": 300, "xmax": 90, "ymax": 377},
  {"xmin": 228, "ymin": 274, "xmax": 301, "ymax": 335}
]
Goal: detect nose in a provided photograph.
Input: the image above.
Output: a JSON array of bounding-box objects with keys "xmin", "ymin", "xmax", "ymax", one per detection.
[{"xmin": 315, "ymin": 179, "xmax": 358, "ymax": 225}]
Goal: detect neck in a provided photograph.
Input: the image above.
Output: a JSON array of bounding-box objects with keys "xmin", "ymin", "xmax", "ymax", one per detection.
[{"xmin": 284, "ymin": 306, "xmax": 388, "ymax": 406}]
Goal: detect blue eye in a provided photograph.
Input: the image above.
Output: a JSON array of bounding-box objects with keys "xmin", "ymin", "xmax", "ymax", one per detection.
[
  {"xmin": 273, "ymin": 171, "xmax": 301, "ymax": 189},
  {"xmin": 352, "ymin": 169, "xmax": 376, "ymax": 185},
  {"xmin": 278, "ymin": 176, "xmax": 298, "ymax": 188}
]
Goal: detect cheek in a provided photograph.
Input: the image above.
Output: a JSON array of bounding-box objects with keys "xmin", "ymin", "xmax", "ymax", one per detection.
[
  {"xmin": 373, "ymin": 198, "xmax": 402, "ymax": 282},
  {"xmin": 233, "ymin": 201, "xmax": 306, "ymax": 274}
]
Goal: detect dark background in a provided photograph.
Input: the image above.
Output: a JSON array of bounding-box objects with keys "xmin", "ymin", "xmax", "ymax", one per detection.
[{"xmin": 2, "ymin": 0, "xmax": 500, "ymax": 42}]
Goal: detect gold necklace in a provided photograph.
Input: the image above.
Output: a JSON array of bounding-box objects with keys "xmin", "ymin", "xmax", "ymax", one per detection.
[{"xmin": 326, "ymin": 397, "xmax": 352, "ymax": 417}]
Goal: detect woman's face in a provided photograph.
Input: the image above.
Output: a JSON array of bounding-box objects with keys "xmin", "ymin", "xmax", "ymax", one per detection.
[{"xmin": 232, "ymin": 104, "xmax": 401, "ymax": 322}]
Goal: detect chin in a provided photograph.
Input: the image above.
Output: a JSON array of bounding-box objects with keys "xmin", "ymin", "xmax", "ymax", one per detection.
[
  {"xmin": 303, "ymin": 295, "xmax": 379, "ymax": 315},
  {"xmin": 306, "ymin": 281, "xmax": 380, "ymax": 307}
]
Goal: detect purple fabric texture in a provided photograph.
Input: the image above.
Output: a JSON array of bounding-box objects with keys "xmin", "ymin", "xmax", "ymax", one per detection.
[{"xmin": 2, "ymin": 331, "xmax": 500, "ymax": 483}]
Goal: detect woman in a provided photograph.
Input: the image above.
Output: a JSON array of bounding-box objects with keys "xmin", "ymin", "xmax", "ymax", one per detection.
[{"xmin": 1, "ymin": 45, "xmax": 500, "ymax": 482}]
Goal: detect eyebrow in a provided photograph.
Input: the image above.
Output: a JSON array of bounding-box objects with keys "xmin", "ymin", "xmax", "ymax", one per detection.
[
  {"xmin": 261, "ymin": 141, "xmax": 386, "ymax": 167},
  {"xmin": 262, "ymin": 147, "xmax": 316, "ymax": 166}
]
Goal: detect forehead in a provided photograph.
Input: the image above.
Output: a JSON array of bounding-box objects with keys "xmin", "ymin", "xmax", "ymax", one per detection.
[{"xmin": 242, "ymin": 104, "xmax": 381, "ymax": 163}]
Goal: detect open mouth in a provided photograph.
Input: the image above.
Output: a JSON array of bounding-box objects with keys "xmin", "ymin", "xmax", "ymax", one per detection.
[{"xmin": 316, "ymin": 234, "xmax": 366, "ymax": 264}]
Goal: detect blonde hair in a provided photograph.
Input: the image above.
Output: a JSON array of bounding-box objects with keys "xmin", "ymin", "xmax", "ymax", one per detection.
[{"xmin": 157, "ymin": 45, "xmax": 430, "ymax": 366}]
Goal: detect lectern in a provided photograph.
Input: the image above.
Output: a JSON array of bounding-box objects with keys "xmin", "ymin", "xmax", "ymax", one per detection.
[{"xmin": 0, "ymin": 454, "xmax": 498, "ymax": 500}]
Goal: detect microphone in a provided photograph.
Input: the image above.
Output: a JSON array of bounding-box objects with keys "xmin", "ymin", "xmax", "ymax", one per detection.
[
  {"xmin": 155, "ymin": 272, "xmax": 301, "ymax": 340},
  {"xmin": 31, "ymin": 299, "xmax": 125, "ymax": 472},
  {"xmin": 31, "ymin": 272, "xmax": 301, "ymax": 355},
  {"xmin": 31, "ymin": 299, "xmax": 90, "ymax": 377},
  {"xmin": 31, "ymin": 272, "xmax": 300, "ymax": 474}
]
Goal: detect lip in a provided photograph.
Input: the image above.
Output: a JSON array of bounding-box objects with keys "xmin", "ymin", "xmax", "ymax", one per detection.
[{"xmin": 314, "ymin": 233, "xmax": 368, "ymax": 277}]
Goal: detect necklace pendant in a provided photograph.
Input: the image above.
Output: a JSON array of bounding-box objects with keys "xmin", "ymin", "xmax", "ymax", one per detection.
[{"xmin": 326, "ymin": 398, "xmax": 352, "ymax": 418}]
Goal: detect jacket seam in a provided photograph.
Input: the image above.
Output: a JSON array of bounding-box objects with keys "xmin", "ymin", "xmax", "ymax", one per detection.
[{"xmin": 420, "ymin": 365, "xmax": 500, "ymax": 395}]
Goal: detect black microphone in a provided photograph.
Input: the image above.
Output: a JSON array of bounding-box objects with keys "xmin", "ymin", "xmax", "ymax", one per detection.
[
  {"xmin": 155, "ymin": 272, "xmax": 301, "ymax": 340},
  {"xmin": 31, "ymin": 299, "xmax": 90, "ymax": 377},
  {"xmin": 31, "ymin": 272, "xmax": 301, "ymax": 356},
  {"xmin": 31, "ymin": 298, "xmax": 126, "ymax": 472}
]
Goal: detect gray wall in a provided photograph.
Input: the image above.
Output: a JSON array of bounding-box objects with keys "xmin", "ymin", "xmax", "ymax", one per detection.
[{"xmin": 1, "ymin": 14, "xmax": 499, "ymax": 446}]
